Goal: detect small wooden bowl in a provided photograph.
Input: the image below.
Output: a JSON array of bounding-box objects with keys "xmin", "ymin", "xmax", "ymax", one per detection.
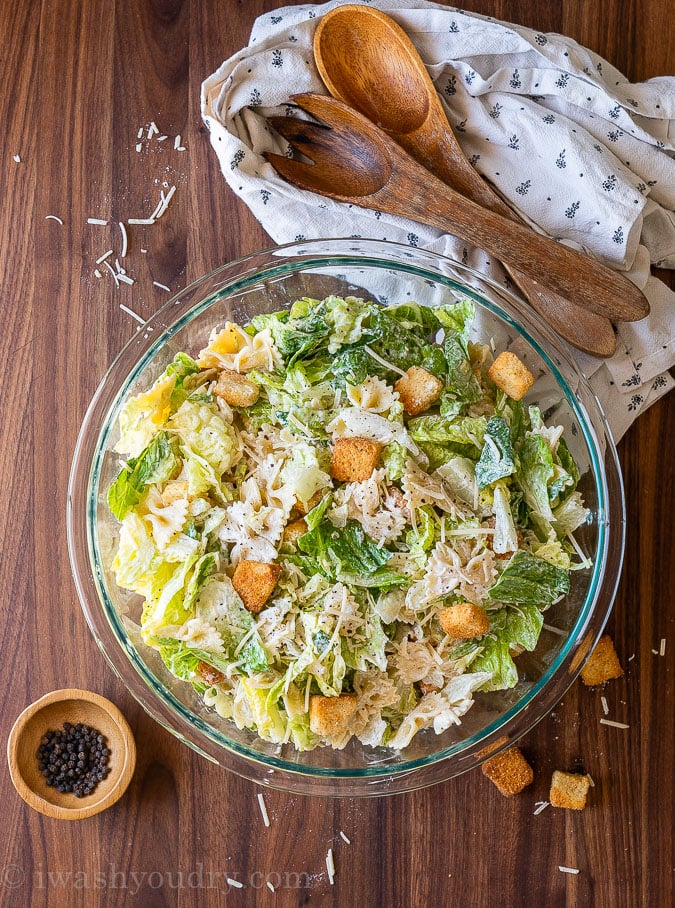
[{"xmin": 7, "ymin": 689, "xmax": 136, "ymax": 820}]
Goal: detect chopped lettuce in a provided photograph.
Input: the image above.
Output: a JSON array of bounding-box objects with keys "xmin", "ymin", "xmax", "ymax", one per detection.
[
  {"xmin": 471, "ymin": 603, "xmax": 544, "ymax": 690},
  {"xmin": 108, "ymin": 431, "xmax": 179, "ymax": 521},
  {"xmin": 475, "ymin": 417, "xmax": 515, "ymax": 489},
  {"xmin": 489, "ymin": 550, "xmax": 570, "ymax": 606}
]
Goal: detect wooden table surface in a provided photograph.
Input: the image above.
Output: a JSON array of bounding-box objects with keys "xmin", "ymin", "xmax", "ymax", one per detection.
[{"xmin": 1, "ymin": 2, "xmax": 672, "ymax": 906}]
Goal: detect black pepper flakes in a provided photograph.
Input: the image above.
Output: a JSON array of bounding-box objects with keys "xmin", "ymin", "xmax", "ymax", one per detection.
[{"xmin": 37, "ymin": 722, "xmax": 110, "ymax": 797}]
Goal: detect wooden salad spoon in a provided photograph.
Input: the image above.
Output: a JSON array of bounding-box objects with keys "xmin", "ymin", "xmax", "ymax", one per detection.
[
  {"xmin": 312, "ymin": 5, "xmax": 623, "ymax": 357},
  {"xmin": 266, "ymin": 93, "xmax": 649, "ymax": 330}
]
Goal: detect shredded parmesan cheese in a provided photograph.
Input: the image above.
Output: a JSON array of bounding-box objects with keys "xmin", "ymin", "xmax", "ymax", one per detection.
[
  {"xmin": 153, "ymin": 281, "xmax": 171, "ymax": 292},
  {"xmin": 96, "ymin": 249, "xmax": 113, "ymax": 264},
  {"xmin": 600, "ymin": 696, "xmax": 609, "ymax": 715},
  {"xmin": 326, "ymin": 848, "xmax": 335, "ymax": 885},
  {"xmin": 119, "ymin": 221, "xmax": 128, "ymax": 257},
  {"xmin": 128, "ymin": 217, "xmax": 155, "ymax": 225},
  {"xmin": 150, "ymin": 185, "xmax": 176, "ymax": 220},
  {"xmin": 157, "ymin": 135, "xmax": 168, "ymax": 142},
  {"xmin": 363, "ymin": 344, "xmax": 407, "ymax": 377},
  {"xmin": 660, "ymin": 638, "xmax": 666, "ymax": 656},
  {"xmin": 586, "ymin": 774, "xmax": 595, "ymax": 787},
  {"xmin": 147, "ymin": 121, "xmax": 159, "ymax": 138},
  {"xmin": 533, "ymin": 801, "xmax": 549, "ymax": 815},
  {"xmin": 339, "ymin": 831, "xmax": 351, "ymax": 844},
  {"xmin": 135, "ymin": 143, "xmax": 143, "ymax": 153},
  {"xmin": 94, "ymin": 268, "xmax": 102, "ymax": 278},
  {"xmin": 45, "ymin": 215, "xmax": 64, "ymax": 224},
  {"xmin": 137, "ymin": 126, "xmax": 144, "ymax": 139},
  {"xmin": 257, "ymin": 792, "xmax": 270, "ymax": 827},
  {"xmin": 103, "ymin": 260, "xmax": 119, "ymax": 286},
  {"xmin": 226, "ymin": 878, "xmax": 243, "ymax": 889},
  {"xmin": 543, "ymin": 623, "xmax": 566, "ymax": 636},
  {"xmin": 13, "ymin": 154, "xmax": 21, "ymax": 163},
  {"xmin": 558, "ymin": 866, "xmax": 580, "ymax": 875},
  {"xmin": 119, "ymin": 303, "xmax": 145, "ymax": 324},
  {"xmin": 266, "ymin": 882, "xmax": 275, "ymax": 892},
  {"xmin": 87, "ymin": 217, "xmax": 108, "ymax": 226},
  {"xmin": 599, "ymin": 718, "xmax": 629, "ymax": 729}
]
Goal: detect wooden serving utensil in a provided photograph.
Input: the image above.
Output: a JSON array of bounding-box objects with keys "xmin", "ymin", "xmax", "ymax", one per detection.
[
  {"xmin": 313, "ymin": 4, "xmax": 621, "ymax": 357},
  {"xmin": 266, "ymin": 93, "xmax": 649, "ymax": 329}
]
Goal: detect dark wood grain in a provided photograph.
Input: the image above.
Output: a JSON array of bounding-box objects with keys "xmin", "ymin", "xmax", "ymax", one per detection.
[{"xmin": 0, "ymin": 2, "xmax": 672, "ymax": 906}]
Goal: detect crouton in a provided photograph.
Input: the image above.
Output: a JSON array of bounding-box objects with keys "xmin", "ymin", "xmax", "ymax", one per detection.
[
  {"xmin": 196, "ymin": 661, "xmax": 226, "ymax": 686},
  {"xmin": 294, "ymin": 490, "xmax": 324, "ymax": 516},
  {"xmin": 580, "ymin": 634, "xmax": 624, "ymax": 686},
  {"xmin": 439, "ymin": 602, "xmax": 490, "ymax": 639},
  {"xmin": 309, "ymin": 693, "xmax": 358, "ymax": 737},
  {"xmin": 213, "ymin": 369, "xmax": 260, "ymax": 407},
  {"xmin": 486, "ymin": 351, "xmax": 534, "ymax": 400},
  {"xmin": 395, "ymin": 365, "xmax": 444, "ymax": 416},
  {"xmin": 283, "ymin": 517, "xmax": 307, "ymax": 547},
  {"xmin": 549, "ymin": 770, "xmax": 591, "ymax": 810},
  {"xmin": 161, "ymin": 480, "xmax": 189, "ymax": 504},
  {"xmin": 481, "ymin": 746, "xmax": 534, "ymax": 797},
  {"xmin": 330, "ymin": 436, "xmax": 382, "ymax": 483},
  {"xmin": 232, "ymin": 560, "xmax": 281, "ymax": 613}
]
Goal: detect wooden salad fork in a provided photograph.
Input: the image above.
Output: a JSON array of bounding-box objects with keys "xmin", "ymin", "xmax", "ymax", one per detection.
[
  {"xmin": 265, "ymin": 93, "xmax": 649, "ymax": 345},
  {"xmin": 312, "ymin": 4, "xmax": 621, "ymax": 358}
]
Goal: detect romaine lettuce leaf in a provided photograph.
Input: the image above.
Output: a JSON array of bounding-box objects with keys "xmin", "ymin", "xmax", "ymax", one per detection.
[
  {"xmin": 471, "ymin": 602, "xmax": 544, "ymax": 690},
  {"xmin": 108, "ymin": 431, "xmax": 179, "ymax": 520},
  {"xmin": 489, "ymin": 550, "xmax": 570, "ymax": 606},
  {"xmin": 298, "ymin": 517, "xmax": 393, "ymax": 581},
  {"xmin": 475, "ymin": 417, "xmax": 515, "ymax": 488},
  {"xmin": 168, "ymin": 399, "xmax": 240, "ymax": 477}
]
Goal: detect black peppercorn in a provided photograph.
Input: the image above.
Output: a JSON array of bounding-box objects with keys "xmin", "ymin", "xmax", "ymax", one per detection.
[{"xmin": 37, "ymin": 723, "xmax": 110, "ymax": 797}]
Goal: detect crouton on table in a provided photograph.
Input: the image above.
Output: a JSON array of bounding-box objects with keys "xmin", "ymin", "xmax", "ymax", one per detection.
[
  {"xmin": 481, "ymin": 746, "xmax": 534, "ymax": 796},
  {"xmin": 330, "ymin": 436, "xmax": 382, "ymax": 482},
  {"xmin": 439, "ymin": 602, "xmax": 490, "ymax": 639},
  {"xmin": 232, "ymin": 560, "xmax": 281, "ymax": 613},
  {"xmin": 213, "ymin": 369, "xmax": 260, "ymax": 407},
  {"xmin": 549, "ymin": 770, "xmax": 591, "ymax": 810},
  {"xmin": 309, "ymin": 694, "xmax": 358, "ymax": 737},
  {"xmin": 486, "ymin": 351, "xmax": 534, "ymax": 400},
  {"xmin": 395, "ymin": 365, "xmax": 444, "ymax": 416},
  {"xmin": 580, "ymin": 634, "xmax": 624, "ymax": 686}
]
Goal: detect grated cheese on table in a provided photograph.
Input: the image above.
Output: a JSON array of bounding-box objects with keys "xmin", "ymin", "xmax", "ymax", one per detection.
[
  {"xmin": 326, "ymin": 848, "xmax": 335, "ymax": 885},
  {"xmin": 558, "ymin": 866, "xmax": 580, "ymax": 875},
  {"xmin": 45, "ymin": 215, "xmax": 64, "ymax": 224},
  {"xmin": 267, "ymin": 882, "xmax": 275, "ymax": 892},
  {"xmin": 96, "ymin": 249, "xmax": 113, "ymax": 264},
  {"xmin": 87, "ymin": 217, "xmax": 108, "ymax": 225},
  {"xmin": 257, "ymin": 792, "xmax": 270, "ymax": 827},
  {"xmin": 533, "ymin": 801, "xmax": 549, "ymax": 815},
  {"xmin": 601, "ymin": 696, "xmax": 609, "ymax": 715},
  {"xmin": 119, "ymin": 303, "xmax": 145, "ymax": 324},
  {"xmin": 600, "ymin": 718, "xmax": 629, "ymax": 729},
  {"xmin": 226, "ymin": 878, "xmax": 244, "ymax": 889},
  {"xmin": 339, "ymin": 831, "xmax": 351, "ymax": 845},
  {"xmin": 119, "ymin": 221, "xmax": 128, "ymax": 258},
  {"xmin": 660, "ymin": 638, "xmax": 666, "ymax": 656},
  {"xmin": 13, "ymin": 154, "xmax": 21, "ymax": 163},
  {"xmin": 153, "ymin": 281, "xmax": 171, "ymax": 292}
]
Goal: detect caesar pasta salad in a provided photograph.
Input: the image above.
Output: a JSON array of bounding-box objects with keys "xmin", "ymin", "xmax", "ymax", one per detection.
[{"xmin": 108, "ymin": 295, "xmax": 590, "ymax": 751}]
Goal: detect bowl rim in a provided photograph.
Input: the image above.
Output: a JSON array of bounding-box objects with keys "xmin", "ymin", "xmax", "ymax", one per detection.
[{"xmin": 67, "ymin": 237, "xmax": 625, "ymax": 796}]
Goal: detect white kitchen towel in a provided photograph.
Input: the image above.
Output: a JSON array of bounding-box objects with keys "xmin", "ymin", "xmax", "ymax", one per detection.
[{"xmin": 202, "ymin": 0, "xmax": 675, "ymax": 440}]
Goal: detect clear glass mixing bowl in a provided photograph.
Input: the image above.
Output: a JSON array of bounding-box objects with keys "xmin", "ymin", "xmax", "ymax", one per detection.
[{"xmin": 67, "ymin": 238, "xmax": 624, "ymax": 796}]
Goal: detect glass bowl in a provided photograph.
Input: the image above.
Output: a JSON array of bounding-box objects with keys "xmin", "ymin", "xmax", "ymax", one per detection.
[{"xmin": 67, "ymin": 238, "xmax": 625, "ymax": 797}]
